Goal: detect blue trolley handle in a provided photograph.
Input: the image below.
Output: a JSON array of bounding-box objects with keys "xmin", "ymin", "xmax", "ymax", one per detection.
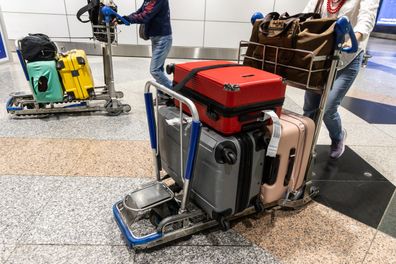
[
  {"xmin": 15, "ymin": 40, "xmax": 29, "ymax": 81},
  {"xmin": 335, "ymin": 16, "xmax": 358, "ymax": 53},
  {"xmin": 101, "ymin": 6, "xmax": 130, "ymax": 26},
  {"xmin": 144, "ymin": 81, "xmax": 201, "ymax": 212}
]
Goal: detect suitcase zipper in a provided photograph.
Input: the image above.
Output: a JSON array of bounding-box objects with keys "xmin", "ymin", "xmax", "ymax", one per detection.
[{"xmin": 179, "ymin": 88, "xmax": 284, "ymax": 118}]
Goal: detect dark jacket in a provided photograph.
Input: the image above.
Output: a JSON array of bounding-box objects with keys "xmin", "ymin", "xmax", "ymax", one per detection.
[{"xmin": 125, "ymin": 0, "xmax": 172, "ymax": 38}]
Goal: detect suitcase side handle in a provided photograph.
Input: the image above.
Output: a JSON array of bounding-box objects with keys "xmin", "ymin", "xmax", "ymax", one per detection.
[
  {"xmin": 262, "ymin": 155, "xmax": 280, "ymax": 185},
  {"xmin": 173, "ymin": 63, "xmax": 241, "ymax": 92}
]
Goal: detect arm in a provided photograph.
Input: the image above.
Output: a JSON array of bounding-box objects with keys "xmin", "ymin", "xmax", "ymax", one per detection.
[
  {"xmin": 354, "ymin": 0, "xmax": 380, "ymax": 41},
  {"xmin": 124, "ymin": 0, "xmax": 165, "ymax": 24},
  {"xmin": 135, "ymin": 1, "xmax": 144, "ymax": 13}
]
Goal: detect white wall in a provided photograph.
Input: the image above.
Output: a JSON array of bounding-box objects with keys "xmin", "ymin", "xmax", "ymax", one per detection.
[{"xmin": 0, "ymin": 0, "xmax": 310, "ymax": 48}]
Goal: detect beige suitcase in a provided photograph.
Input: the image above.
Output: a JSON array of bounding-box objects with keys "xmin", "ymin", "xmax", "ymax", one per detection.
[{"xmin": 261, "ymin": 110, "xmax": 315, "ymax": 205}]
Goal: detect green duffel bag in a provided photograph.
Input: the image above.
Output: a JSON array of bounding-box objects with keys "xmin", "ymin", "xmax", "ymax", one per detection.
[{"xmin": 27, "ymin": 60, "xmax": 64, "ymax": 103}]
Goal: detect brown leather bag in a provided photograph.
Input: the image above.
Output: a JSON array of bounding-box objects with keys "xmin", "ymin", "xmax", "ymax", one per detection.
[{"xmin": 244, "ymin": 12, "xmax": 336, "ymax": 89}]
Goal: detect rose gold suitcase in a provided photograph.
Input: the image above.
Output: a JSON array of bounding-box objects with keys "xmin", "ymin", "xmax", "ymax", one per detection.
[{"xmin": 261, "ymin": 110, "xmax": 315, "ymax": 205}]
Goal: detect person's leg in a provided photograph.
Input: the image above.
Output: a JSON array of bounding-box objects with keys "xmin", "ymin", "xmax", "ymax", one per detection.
[
  {"xmin": 150, "ymin": 35, "xmax": 173, "ymax": 89},
  {"xmin": 324, "ymin": 52, "xmax": 363, "ymax": 158},
  {"xmin": 303, "ymin": 91, "xmax": 322, "ymax": 120}
]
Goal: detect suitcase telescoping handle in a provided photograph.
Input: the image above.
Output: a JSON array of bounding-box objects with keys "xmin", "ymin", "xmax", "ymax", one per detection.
[{"xmin": 144, "ymin": 80, "xmax": 201, "ymax": 213}]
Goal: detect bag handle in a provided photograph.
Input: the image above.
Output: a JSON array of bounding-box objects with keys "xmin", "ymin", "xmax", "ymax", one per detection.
[
  {"xmin": 259, "ymin": 17, "xmax": 299, "ymax": 37},
  {"xmin": 258, "ymin": 12, "xmax": 280, "ymax": 35},
  {"xmin": 173, "ymin": 64, "xmax": 241, "ymax": 92},
  {"xmin": 314, "ymin": 0, "xmax": 325, "ymax": 14},
  {"xmin": 76, "ymin": 0, "xmax": 98, "ymax": 23},
  {"xmin": 279, "ymin": 12, "xmax": 321, "ymax": 21}
]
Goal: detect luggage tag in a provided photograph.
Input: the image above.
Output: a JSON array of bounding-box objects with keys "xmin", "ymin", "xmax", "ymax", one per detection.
[{"xmin": 259, "ymin": 110, "xmax": 281, "ymax": 158}]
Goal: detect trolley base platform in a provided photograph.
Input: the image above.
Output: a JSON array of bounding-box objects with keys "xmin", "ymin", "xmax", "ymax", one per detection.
[{"xmin": 6, "ymin": 88, "xmax": 131, "ymax": 117}]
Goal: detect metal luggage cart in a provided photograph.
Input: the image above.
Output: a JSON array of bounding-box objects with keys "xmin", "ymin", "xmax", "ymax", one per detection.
[
  {"xmin": 113, "ymin": 16, "xmax": 359, "ymax": 250},
  {"xmin": 6, "ymin": 6, "xmax": 131, "ymax": 117},
  {"xmin": 237, "ymin": 17, "xmax": 359, "ymax": 209}
]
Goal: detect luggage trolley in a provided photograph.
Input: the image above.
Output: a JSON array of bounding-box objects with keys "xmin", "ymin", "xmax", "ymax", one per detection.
[
  {"xmin": 237, "ymin": 16, "xmax": 359, "ymax": 209},
  {"xmin": 6, "ymin": 6, "xmax": 132, "ymax": 117},
  {"xmin": 113, "ymin": 16, "xmax": 358, "ymax": 250}
]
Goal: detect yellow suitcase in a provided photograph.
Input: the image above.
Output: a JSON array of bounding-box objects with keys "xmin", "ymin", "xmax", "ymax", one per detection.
[{"xmin": 57, "ymin": 50, "xmax": 95, "ymax": 100}]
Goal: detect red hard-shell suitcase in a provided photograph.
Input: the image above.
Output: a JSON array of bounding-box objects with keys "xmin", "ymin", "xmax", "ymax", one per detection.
[{"xmin": 171, "ymin": 60, "xmax": 286, "ymax": 135}]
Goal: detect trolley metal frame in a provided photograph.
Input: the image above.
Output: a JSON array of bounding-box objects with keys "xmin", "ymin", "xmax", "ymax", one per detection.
[{"xmin": 113, "ymin": 16, "xmax": 359, "ymax": 249}]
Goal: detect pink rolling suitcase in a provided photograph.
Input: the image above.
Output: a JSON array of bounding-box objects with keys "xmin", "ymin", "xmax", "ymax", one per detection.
[{"xmin": 261, "ymin": 110, "xmax": 315, "ymax": 204}]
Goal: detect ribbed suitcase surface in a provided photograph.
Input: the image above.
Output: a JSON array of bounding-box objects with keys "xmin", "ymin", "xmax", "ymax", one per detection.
[
  {"xmin": 173, "ymin": 61, "xmax": 286, "ymax": 135},
  {"xmin": 261, "ymin": 110, "xmax": 315, "ymax": 204},
  {"xmin": 158, "ymin": 107, "xmax": 265, "ymax": 219},
  {"xmin": 57, "ymin": 49, "xmax": 94, "ymax": 100}
]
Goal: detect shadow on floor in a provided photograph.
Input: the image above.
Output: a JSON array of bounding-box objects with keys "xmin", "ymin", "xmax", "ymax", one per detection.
[
  {"xmin": 311, "ymin": 145, "xmax": 395, "ymax": 232},
  {"xmin": 341, "ymin": 96, "xmax": 396, "ymax": 124}
]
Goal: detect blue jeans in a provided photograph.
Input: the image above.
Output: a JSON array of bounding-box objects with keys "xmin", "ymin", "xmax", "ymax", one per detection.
[
  {"xmin": 150, "ymin": 35, "xmax": 173, "ymax": 89},
  {"xmin": 303, "ymin": 52, "xmax": 363, "ymax": 142}
]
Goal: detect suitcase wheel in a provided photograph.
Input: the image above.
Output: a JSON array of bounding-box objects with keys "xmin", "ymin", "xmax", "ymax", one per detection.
[
  {"xmin": 219, "ymin": 216, "xmax": 230, "ymax": 231},
  {"xmin": 215, "ymin": 142, "xmax": 237, "ymax": 165},
  {"xmin": 67, "ymin": 93, "xmax": 75, "ymax": 101},
  {"xmin": 254, "ymin": 197, "xmax": 265, "ymax": 213},
  {"xmin": 76, "ymin": 57, "xmax": 86, "ymax": 65},
  {"xmin": 56, "ymin": 60, "xmax": 65, "ymax": 70}
]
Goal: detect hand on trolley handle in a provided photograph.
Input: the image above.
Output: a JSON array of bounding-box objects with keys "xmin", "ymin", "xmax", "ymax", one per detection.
[{"xmin": 101, "ymin": 5, "xmax": 131, "ymax": 26}]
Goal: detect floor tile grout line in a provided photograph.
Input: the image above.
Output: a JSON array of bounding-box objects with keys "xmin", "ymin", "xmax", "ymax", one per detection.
[
  {"xmin": 348, "ymin": 144, "xmax": 396, "ymax": 148},
  {"xmin": 2, "ymin": 174, "xmax": 393, "ymax": 183},
  {"xmin": 372, "ymin": 124, "xmax": 396, "ymax": 139},
  {"xmin": 2, "ymin": 243, "xmax": 254, "ymax": 248},
  {"xmin": 3, "ymin": 178, "xmax": 65, "ymax": 264},
  {"xmin": 362, "ymin": 190, "xmax": 396, "ymax": 263},
  {"xmin": 312, "ymin": 179, "xmax": 393, "ymax": 183},
  {"xmin": 0, "ymin": 173, "xmax": 154, "ymax": 180},
  {"xmin": 0, "ymin": 136, "xmax": 151, "ymax": 143},
  {"xmin": 361, "ymin": 230, "xmax": 380, "ymax": 264},
  {"xmin": 370, "ymin": 124, "xmax": 396, "ymax": 141},
  {"xmin": 12, "ymin": 179, "xmax": 65, "ymax": 247},
  {"xmin": 375, "ymin": 189, "xmax": 396, "ymax": 232}
]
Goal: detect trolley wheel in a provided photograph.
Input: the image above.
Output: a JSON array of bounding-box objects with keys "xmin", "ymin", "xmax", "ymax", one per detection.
[
  {"xmin": 219, "ymin": 217, "xmax": 230, "ymax": 231},
  {"xmin": 169, "ymin": 183, "xmax": 182, "ymax": 194},
  {"xmin": 149, "ymin": 211, "xmax": 162, "ymax": 227},
  {"xmin": 122, "ymin": 104, "xmax": 132, "ymax": 113},
  {"xmin": 254, "ymin": 197, "xmax": 265, "ymax": 213},
  {"xmin": 115, "ymin": 91, "xmax": 124, "ymax": 99},
  {"xmin": 309, "ymin": 185, "xmax": 320, "ymax": 198},
  {"xmin": 89, "ymin": 90, "xmax": 95, "ymax": 98},
  {"xmin": 105, "ymin": 100, "xmax": 123, "ymax": 116},
  {"xmin": 107, "ymin": 109, "xmax": 123, "ymax": 116}
]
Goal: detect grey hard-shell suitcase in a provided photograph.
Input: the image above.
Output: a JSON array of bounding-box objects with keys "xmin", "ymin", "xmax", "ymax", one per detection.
[{"xmin": 158, "ymin": 107, "xmax": 266, "ymax": 221}]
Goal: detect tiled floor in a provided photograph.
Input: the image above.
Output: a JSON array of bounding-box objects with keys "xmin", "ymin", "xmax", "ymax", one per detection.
[{"xmin": 0, "ymin": 37, "xmax": 395, "ymax": 263}]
